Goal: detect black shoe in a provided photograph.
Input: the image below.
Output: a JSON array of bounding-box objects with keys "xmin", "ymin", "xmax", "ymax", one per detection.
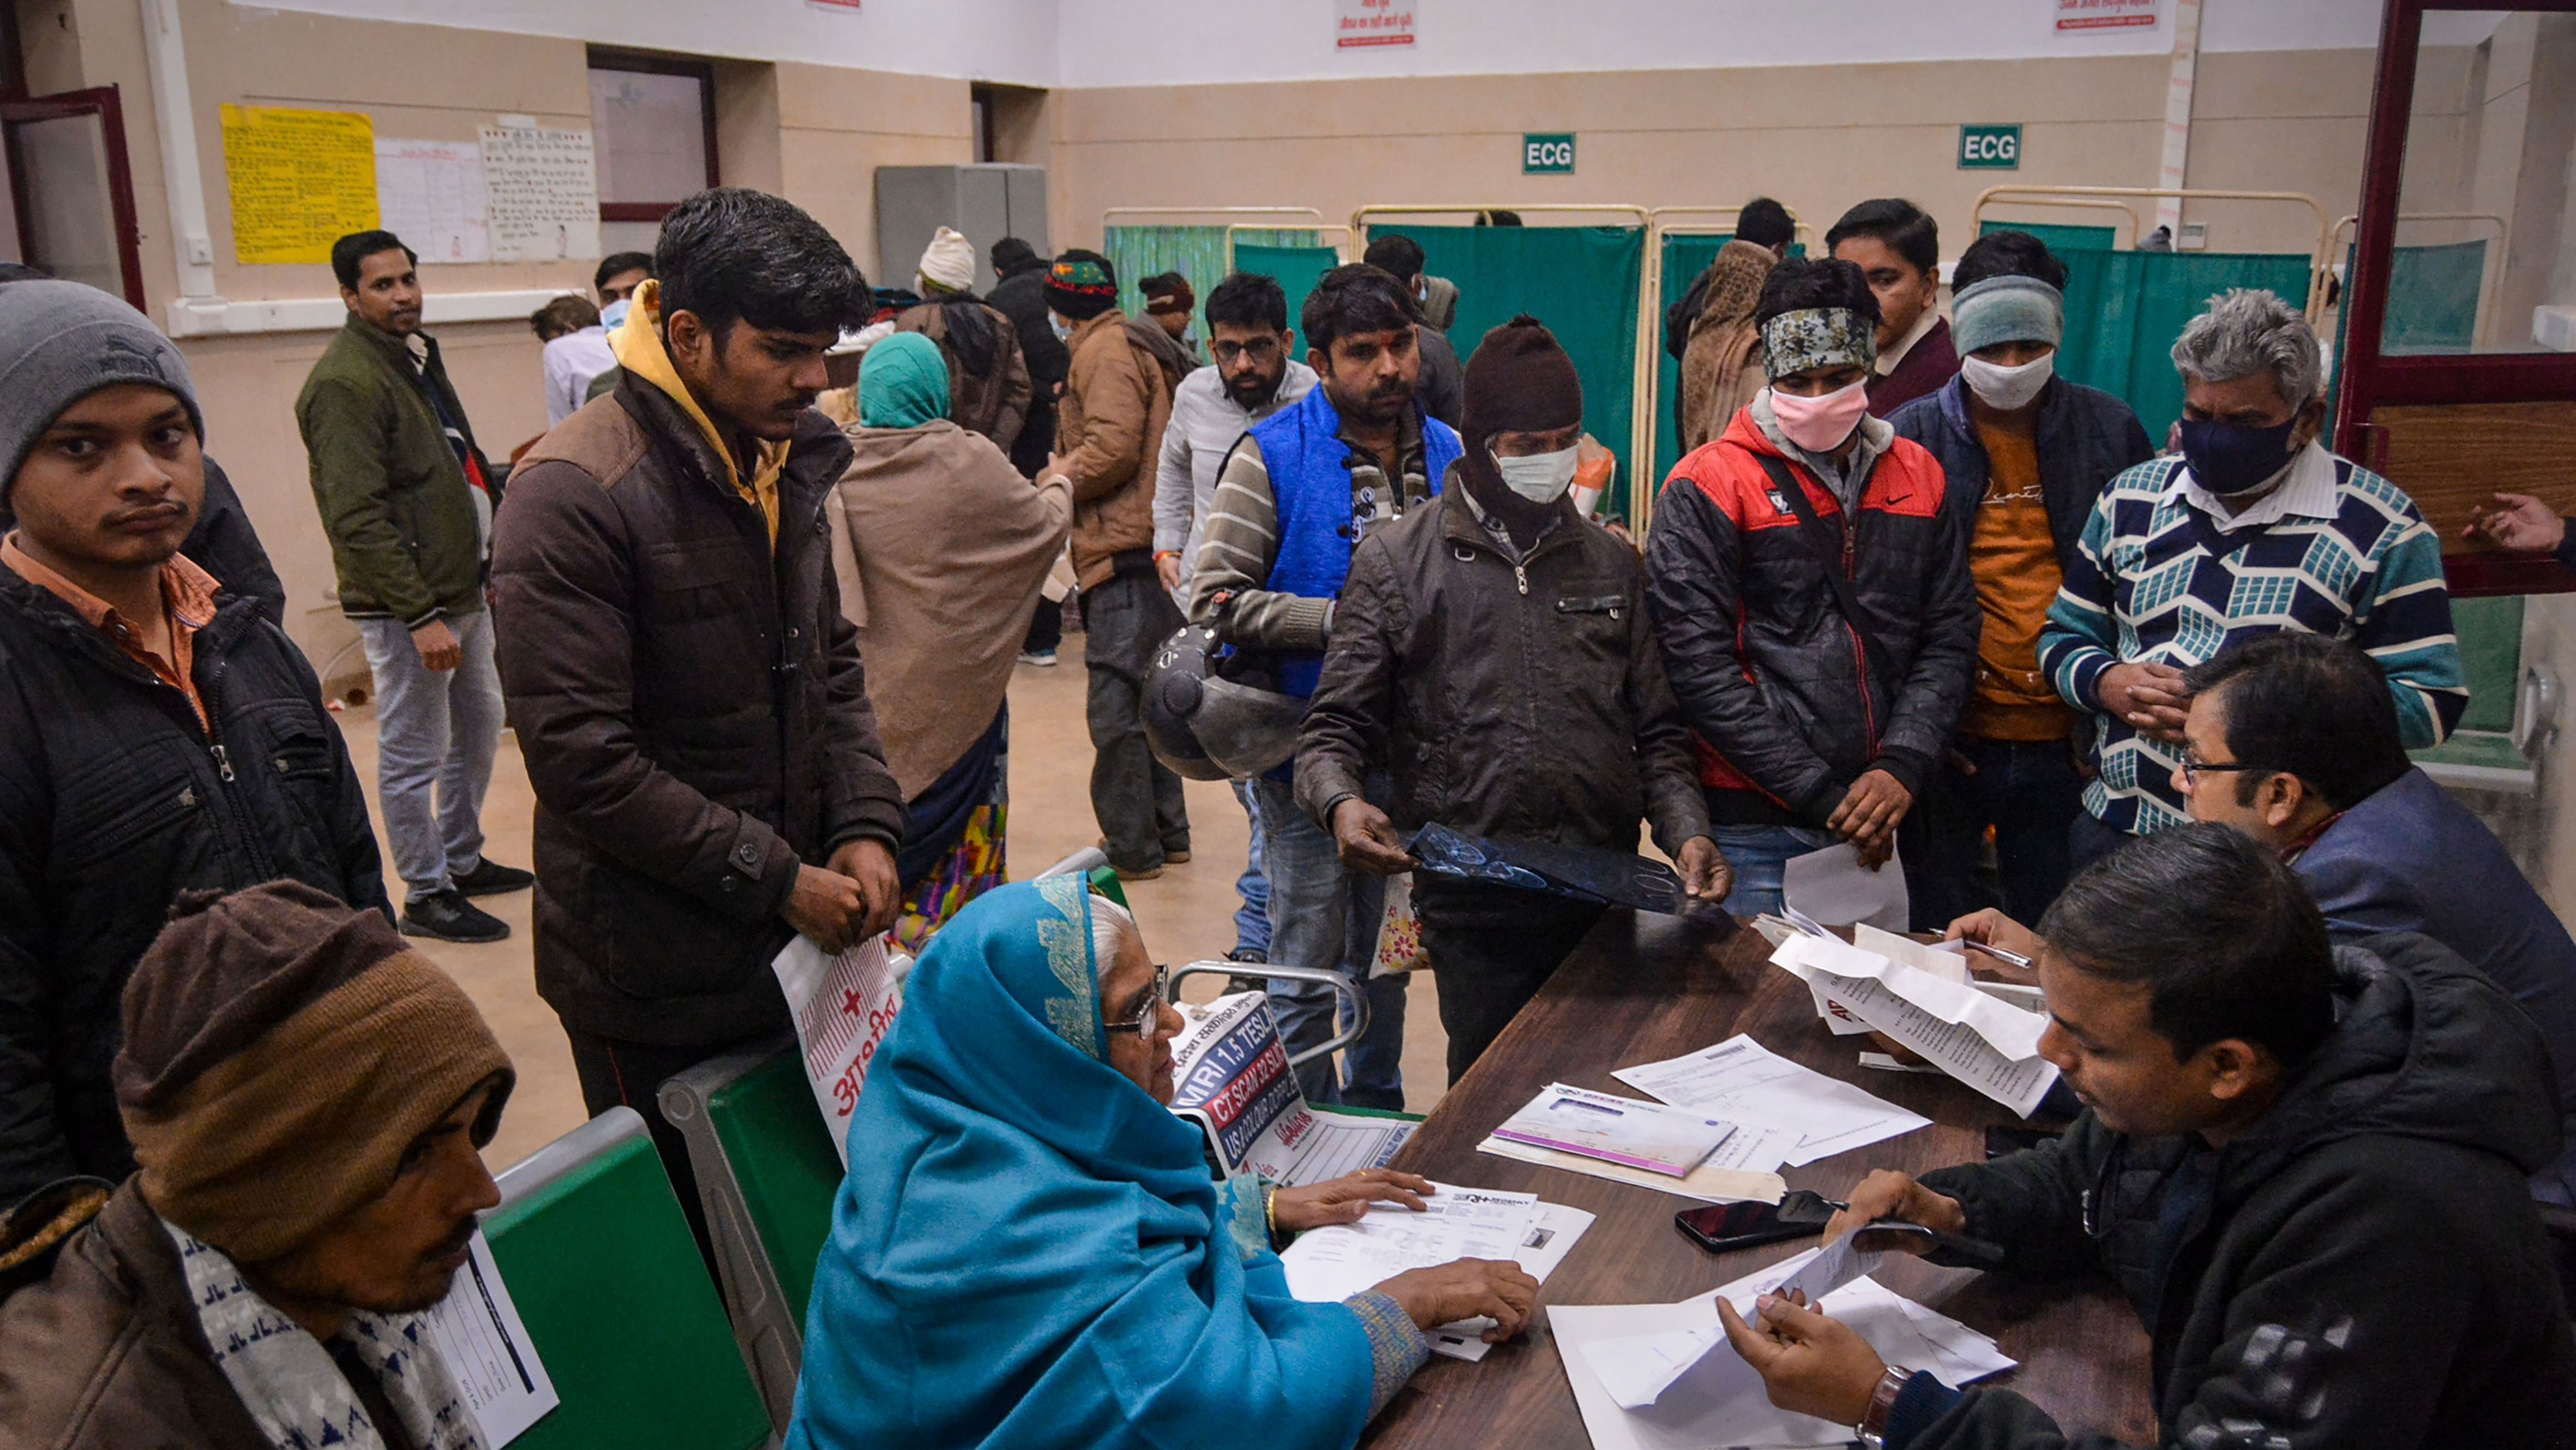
[
  {"xmin": 402, "ymin": 889, "xmax": 510, "ymax": 943},
  {"xmin": 452, "ymin": 859, "xmax": 535, "ymax": 897}
]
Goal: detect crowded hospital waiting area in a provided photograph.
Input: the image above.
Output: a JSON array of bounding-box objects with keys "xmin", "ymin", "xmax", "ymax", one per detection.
[{"xmin": 7, "ymin": 0, "xmax": 2576, "ymax": 1446}]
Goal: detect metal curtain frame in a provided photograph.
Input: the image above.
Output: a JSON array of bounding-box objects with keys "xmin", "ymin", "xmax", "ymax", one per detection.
[
  {"xmin": 1968, "ymin": 184, "xmax": 2335, "ymax": 322},
  {"xmin": 1350, "ymin": 203, "xmax": 1656, "ymax": 530},
  {"xmin": 1966, "ymin": 195, "xmax": 2143, "ymax": 250},
  {"xmin": 2328, "ymin": 211, "xmax": 2511, "ymax": 348},
  {"xmin": 1224, "ymin": 221, "xmax": 1353, "ymax": 270},
  {"xmin": 1103, "ymin": 205, "xmax": 1327, "ymax": 235},
  {"xmin": 1636, "ymin": 205, "xmax": 1815, "ymax": 534}
]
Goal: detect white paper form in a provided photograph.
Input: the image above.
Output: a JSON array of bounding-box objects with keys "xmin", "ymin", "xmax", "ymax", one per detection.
[
  {"xmin": 1772, "ymin": 935, "xmax": 2061, "ymax": 1117},
  {"xmin": 1782, "ymin": 841, "xmax": 1909, "ymax": 932},
  {"xmin": 1493, "ymin": 1083, "xmax": 1738, "ymax": 1177},
  {"xmin": 1424, "ymin": 1201, "xmax": 1596, "ymax": 1361},
  {"xmin": 422, "ymin": 1231, "xmax": 559, "ymax": 1446},
  {"xmin": 1614, "ymin": 1035, "xmax": 1931, "ymax": 1168},
  {"xmin": 1477, "ymin": 1134, "xmax": 1787, "ymax": 1205},
  {"xmin": 1553, "ymin": 1255, "xmax": 2015, "ymax": 1446}
]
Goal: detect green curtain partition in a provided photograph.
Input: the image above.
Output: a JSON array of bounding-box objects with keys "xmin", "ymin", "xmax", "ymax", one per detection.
[
  {"xmin": 1975, "ymin": 220, "xmax": 2119, "ymax": 253},
  {"xmin": 1229, "ymin": 241, "xmax": 1343, "ymax": 339},
  {"xmin": 2051, "ymin": 249, "xmax": 2315, "ymax": 445},
  {"xmin": 1102, "ymin": 226, "xmax": 1320, "ymax": 321},
  {"xmin": 1400, "ymin": 224, "xmax": 1646, "ymax": 516}
]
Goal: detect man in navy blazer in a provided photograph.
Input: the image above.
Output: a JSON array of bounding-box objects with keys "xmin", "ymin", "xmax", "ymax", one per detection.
[{"xmin": 2175, "ymin": 632, "xmax": 2576, "ymax": 1205}]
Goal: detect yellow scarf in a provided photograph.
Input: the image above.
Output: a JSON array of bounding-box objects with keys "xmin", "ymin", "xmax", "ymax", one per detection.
[{"xmin": 611, "ymin": 279, "xmax": 790, "ymax": 542}]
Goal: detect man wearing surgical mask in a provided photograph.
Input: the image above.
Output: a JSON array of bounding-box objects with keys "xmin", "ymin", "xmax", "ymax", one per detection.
[
  {"xmin": 2038, "ymin": 287, "xmax": 2465, "ymax": 867},
  {"xmin": 1646, "ymin": 257, "xmax": 1979, "ymax": 920},
  {"xmin": 1889, "ymin": 232, "xmax": 2152, "ymax": 927},
  {"xmin": 1299, "ymin": 316, "xmax": 1731, "ymax": 1081}
]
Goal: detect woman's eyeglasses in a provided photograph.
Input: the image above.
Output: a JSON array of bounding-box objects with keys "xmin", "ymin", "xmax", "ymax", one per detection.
[{"xmin": 1102, "ymin": 963, "xmax": 1170, "ymax": 1036}]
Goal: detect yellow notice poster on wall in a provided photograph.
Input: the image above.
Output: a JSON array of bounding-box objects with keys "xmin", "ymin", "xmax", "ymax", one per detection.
[{"xmin": 220, "ymin": 104, "xmax": 379, "ymax": 265}]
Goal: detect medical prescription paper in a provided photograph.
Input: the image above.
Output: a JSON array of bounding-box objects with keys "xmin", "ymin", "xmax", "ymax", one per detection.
[{"xmin": 1771, "ymin": 932, "xmax": 2061, "ymax": 1116}]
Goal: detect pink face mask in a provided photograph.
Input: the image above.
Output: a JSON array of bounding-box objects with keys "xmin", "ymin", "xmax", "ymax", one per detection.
[{"xmin": 1769, "ymin": 379, "xmax": 1871, "ymax": 454}]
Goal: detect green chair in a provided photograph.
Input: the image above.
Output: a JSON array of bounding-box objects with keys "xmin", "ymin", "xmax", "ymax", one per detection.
[
  {"xmin": 485, "ymin": 1106, "xmax": 773, "ymax": 1450},
  {"xmin": 2413, "ymin": 595, "xmax": 2555, "ymax": 795},
  {"xmin": 662, "ymin": 1047, "xmax": 840, "ymax": 1436}
]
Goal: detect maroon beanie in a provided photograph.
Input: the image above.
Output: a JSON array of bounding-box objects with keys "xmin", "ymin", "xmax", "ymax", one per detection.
[{"xmin": 1457, "ymin": 315, "xmax": 1583, "ymax": 494}]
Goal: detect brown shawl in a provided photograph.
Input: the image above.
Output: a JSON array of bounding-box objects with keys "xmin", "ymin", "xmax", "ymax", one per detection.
[{"xmin": 1679, "ymin": 239, "xmax": 1780, "ymax": 453}]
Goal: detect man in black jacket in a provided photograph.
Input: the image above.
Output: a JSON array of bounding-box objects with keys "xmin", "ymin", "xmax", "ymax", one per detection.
[
  {"xmin": 0, "ymin": 281, "xmax": 386, "ymax": 1206},
  {"xmin": 493, "ymin": 190, "xmax": 905, "ymax": 1249},
  {"xmin": 990, "ymin": 236, "xmax": 1070, "ymax": 478},
  {"xmin": 1721, "ymin": 825, "xmax": 2576, "ymax": 1449},
  {"xmin": 1299, "ymin": 317, "xmax": 1731, "ymax": 1082},
  {"xmin": 1889, "ymin": 232, "xmax": 2154, "ymax": 928}
]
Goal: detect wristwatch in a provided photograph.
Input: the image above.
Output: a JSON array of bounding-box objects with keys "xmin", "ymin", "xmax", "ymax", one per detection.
[{"xmin": 1856, "ymin": 1365, "xmax": 1913, "ymax": 1449}]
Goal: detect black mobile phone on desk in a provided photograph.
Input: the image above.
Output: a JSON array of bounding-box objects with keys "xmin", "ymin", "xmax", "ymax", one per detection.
[{"xmin": 1675, "ymin": 1189, "xmax": 1840, "ymax": 1254}]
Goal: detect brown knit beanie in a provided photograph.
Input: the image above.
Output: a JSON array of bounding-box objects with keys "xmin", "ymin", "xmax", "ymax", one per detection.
[
  {"xmin": 1457, "ymin": 314, "xmax": 1583, "ymax": 494},
  {"xmin": 115, "ymin": 882, "xmax": 514, "ymax": 1263}
]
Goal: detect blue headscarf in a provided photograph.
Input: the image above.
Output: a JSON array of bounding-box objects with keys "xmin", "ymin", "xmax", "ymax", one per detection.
[
  {"xmin": 785, "ymin": 879, "xmax": 1377, "ymax": 1450},
  {"xmin": 858, "ymin": 331, "xmax": 952, "ymax": 429}
]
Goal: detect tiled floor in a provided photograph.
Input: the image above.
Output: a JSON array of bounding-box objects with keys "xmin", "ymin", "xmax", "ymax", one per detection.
[{"xmin": 339, "ymin": 633, "xmax": 1454, "ymax": 1171}]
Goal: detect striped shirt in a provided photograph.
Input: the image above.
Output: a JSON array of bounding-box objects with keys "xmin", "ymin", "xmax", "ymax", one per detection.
[
  {"xmin": 1185, "ymin": 406, "xmax": 1431, "ymax": 650},
  {"xmin": 2039, "ymin": 444, "xmax": 2465, "ymax": 834}
]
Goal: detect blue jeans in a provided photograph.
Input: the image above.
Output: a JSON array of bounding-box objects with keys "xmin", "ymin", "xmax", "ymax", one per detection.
[
  {"xmin": 1250, "ymin": 776, "xmax": 1405, "ymax": 1109},
  {"xmin": 1710, "ymin": 824, "xmax": 1838, "ymax": 921},
  {"xmin": 1901, "ymin": 736, "xmax": 2086, "ymax": 931},
  {"xmin": 1232, "ymin": 779, "xmax": 1272, "ymax": 959},
  {"xmin": 359, "ymin": 611, "xmax": 504, "ymax": 904}
]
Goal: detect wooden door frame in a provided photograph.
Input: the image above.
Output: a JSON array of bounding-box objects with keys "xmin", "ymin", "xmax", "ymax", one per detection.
[
  {"xmin": 2336, "ymin": 0, "xmax": 2576, "ymax": 594},
  {"xmin": 0, "ymin": 85, "xmax": 147, "ymax": 311},
  {"xmin": 585, "ymin": 47, "xmax": 720, "ymax": 226}
]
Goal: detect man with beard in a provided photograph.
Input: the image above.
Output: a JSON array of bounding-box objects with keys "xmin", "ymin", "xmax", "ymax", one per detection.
[
  {"xmin": 1151, "ymin": 271, "xmax": 1318, "ymax": 969},
  {"xmin": 1187, "ymin": 263, "xmax": 1460, "ymax": 1109}
]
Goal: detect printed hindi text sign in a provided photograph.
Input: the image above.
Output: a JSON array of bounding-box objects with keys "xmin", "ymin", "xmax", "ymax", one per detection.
[
  {"xmin": 1959, "ymin": 123, "xmax": 2022, "ymax": 170},
  {"xmin": 479, "ymin": 125, "xmax": 601, "ymax": 263},
  {"xmin": 2056, "ymin": 0, "xmax": 2161, "ymax": 31},
  {"xmin": 375, "ymin": 139, "xmax": 491, "ymax": 265},
  {"xmin": 772, "ymin": 936, "xmax": 903, "ymax": 1165},
  {"xmin": 1336, "ymin": 0, "xmax": 1415, "ymax": 48},
  {"xmin": 1523, "ymin": 133, "xmax": 1577, "ymax": 175},
  {"xmin": 221, "ymin": 105, "xmax": 379, "ymax": 265}
]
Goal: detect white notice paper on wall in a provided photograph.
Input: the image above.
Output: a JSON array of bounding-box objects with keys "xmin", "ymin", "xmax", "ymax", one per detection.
[
  {"xmin": 479, "ymin": 124, "xmax": 601, "ymax": 262},
  {"xmin": 374, "ymin": 139, "xmax": 490, "ymax": 264},
  {"xmin": 773, "ymin": 934, "xmax": 904, "ymax": 1166},
  {"xmin": 421, "ymin": 1231, "xmax": 559, "ymax": 1446}
]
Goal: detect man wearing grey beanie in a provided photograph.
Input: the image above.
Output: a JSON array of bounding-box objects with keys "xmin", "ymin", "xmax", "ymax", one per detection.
[{"xmin": 0, "ymin": 279, "xmax": 389, "ymax": 1207}]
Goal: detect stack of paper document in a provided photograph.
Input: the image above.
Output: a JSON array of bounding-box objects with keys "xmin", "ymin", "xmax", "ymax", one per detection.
[
  {"xmin": 1553, "ymin": 1246, "xmax": 2016, "ymax": 1449},
  {"xmin": 1769, "ymin": 923, "xmax": 2062, "ymax": 1117},
  {"xmin": 1278, "ymin": 1183, "xmax": 1595, "ymax": 1361},
  {"xmin": 1492, "ymin": 1083, "xmax": 1742, "ymax": 1176},
  {"xmin": 1612, "ymin": 1035, "xmax": 1931, "ymax": 1172}
]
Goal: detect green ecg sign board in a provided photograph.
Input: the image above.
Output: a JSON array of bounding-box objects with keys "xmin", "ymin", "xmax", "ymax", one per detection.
[
  {"xmin": 1523, "ymin": 133, "xmax": 1576, "ymax": 174},
  {"xmin": 1959, "ymin": 123, "xmax": 2021, "ymax": 170}
]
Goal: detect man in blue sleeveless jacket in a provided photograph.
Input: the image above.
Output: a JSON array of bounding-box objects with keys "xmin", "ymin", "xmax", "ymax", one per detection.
[{"xmin": 1187, "ymin": 263, "xmax": 1463, "ymax": 1107}]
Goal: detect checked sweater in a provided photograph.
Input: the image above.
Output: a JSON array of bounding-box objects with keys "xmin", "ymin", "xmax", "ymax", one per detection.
[{"xmin": 2039, "ymin": 447, "xmax": 2464, "ymax": 834}]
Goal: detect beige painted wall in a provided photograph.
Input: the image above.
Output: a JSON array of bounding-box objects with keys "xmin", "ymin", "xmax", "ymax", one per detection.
[{"xmin": 1043, "ymin": 48, "xmax": 2377, "ymax": 261}]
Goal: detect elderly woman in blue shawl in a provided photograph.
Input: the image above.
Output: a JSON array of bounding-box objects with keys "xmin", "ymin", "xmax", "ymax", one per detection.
[{"xmin": 787, "ymin": 878, "xmax": 1538, "ymax": 1449}]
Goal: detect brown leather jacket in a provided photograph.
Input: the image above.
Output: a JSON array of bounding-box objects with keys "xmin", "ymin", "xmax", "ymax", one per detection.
[
  {"xmin": 1296, "ymin": 486, "xmax": 1712, "ymax": 858},
  {"xmin": 493, "ymin": 378, "xmax": 906, "ymax": 1047},
  {"xmin": 893, "ymin": 298, "xmax": 1032, "ymax": 455},
  {"xmin": 1056, "ymin": 310, "xmax": 1180, "ymax": 590},
  {"xmin": 0, "ymin": 1180, "xmax": 275, "ymax": 1450}
]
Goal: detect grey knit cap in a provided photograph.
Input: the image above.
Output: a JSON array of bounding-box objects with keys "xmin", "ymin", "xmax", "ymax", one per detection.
[{"xmin": 0, "ymin": 280, "xmax": 202, "ymax": 499}]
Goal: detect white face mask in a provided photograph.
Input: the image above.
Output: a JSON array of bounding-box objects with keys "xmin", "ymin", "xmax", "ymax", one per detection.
[
  {"xmin": 1491, "ymin": 445, "xmax": 1580, "ymax": 504},
  {"xmin": 1960, "ymin": 351, "xmax": 2056, "ymax": 412}
]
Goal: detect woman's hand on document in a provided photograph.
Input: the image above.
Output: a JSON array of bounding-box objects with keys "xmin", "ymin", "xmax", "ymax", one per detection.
[
  {"xmin": 1374, "ymin": 1259, "xmax": 1544, "ymax": 1343},
  {"xmin": 1273, "ymin": 1168, "xmax": 1436, "ymax": 1232}
]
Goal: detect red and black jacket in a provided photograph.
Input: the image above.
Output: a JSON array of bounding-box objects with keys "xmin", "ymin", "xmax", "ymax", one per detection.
[{"xmin": 1643, "ymin": 408, "xmax": 1978, "ymax": 828}]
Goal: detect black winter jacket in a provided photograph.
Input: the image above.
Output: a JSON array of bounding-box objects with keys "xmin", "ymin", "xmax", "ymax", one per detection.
[
  {"xmin": 1887, "ymin": 375, "xmax": 2154, "ymax": 578},
  {"xmin": 990, "ymin": 262, "xmax": 1070, "ymax": 478},
  {"xmin": 1296, "ymin": 486, "xmax": 1711, "ymax": 858},
  {"xmin": 493, "ymin": 378, "xmax": 906, "ymax": 1048},
  {"xmin": 1645, "ymin": 408, "xmax": 1979, "ymax": 826},
  {"xmin": 1910, "ymin": 932, "xmax": 2576, "ymax": 1450},
  {"xmin": 0, "ymin": 572, "xmax": 386, "ymax": 1205}
]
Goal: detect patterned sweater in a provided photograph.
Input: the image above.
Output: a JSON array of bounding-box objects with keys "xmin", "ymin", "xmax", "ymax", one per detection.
[{"xmin": 2039, "ymin": 446, "xmax": 2465, "ymax": 834}]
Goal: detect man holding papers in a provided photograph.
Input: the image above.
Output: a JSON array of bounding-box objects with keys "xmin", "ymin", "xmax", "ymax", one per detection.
[{"xmin": 1716, "ymin": 826, "xmax": 2575, "ymax": 1449}]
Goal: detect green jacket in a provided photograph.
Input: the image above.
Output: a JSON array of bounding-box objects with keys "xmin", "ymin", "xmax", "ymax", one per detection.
[{"xmin": 295, "ymin": 314, "xmax": 496, "ymax": 625}]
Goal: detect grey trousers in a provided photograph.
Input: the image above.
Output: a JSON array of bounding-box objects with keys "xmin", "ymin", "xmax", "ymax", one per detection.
[{"xmin": 1080, "ymin": 570, "xmax": 1189, "ymax": 871}]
